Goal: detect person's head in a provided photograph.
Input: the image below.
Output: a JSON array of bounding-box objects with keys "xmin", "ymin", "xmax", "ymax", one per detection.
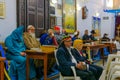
[
  {"xmin": 62, "ymin": 29, "xmax": 68, "ymax": 35},
  {"xmin": 103, "ymin": 33, "xmax": 108, "ymax": 37},
  {"xmin": 27, "ymin": 25, "xmax": 36, "ymax": 38},
  {"xmin": 73, "ymin": 39, "xmax": 83, "ymax": 51},
  {"xmin": 90, "ymin": 30, "xmax": 96, "ymax": 36},
  {"xmin": 62, "ymin": 35, "xmax": 72, "ymax": 48},
  {"xmin": 84, "ymin": 29, "xmax": 88, "ymax": 35},
  {"xmin": 54, "ymin": 26, "xmax": 60, "ymax": 34},
  {"xmin": 48, "ymin": 29, "xmax": 54, "ymax": 38},
  {"xmin": 11, "ymin": 26, "xmax": 25, "ymax": 41}
]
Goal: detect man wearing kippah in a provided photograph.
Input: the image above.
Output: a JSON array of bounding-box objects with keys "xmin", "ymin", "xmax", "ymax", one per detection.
[{"xmin": 56, "ymin": 35, "xmax": 96, "ymax": 80}]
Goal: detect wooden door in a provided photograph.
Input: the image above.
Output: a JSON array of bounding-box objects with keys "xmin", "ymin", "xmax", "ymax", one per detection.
[
  {"xmin": 17, "ymin": 0, "xmax": 27, "ymax": 28},
  {"xmin": 17, "ymin": 0, "xmax": 50, "ymax": 37},
  {"xmin": 36, "ymin": 0, "xmax": 45, "ymax": 37},
  {"xmin": 27, "ymin": 0, "xmax": 36, "ymax": 27}
]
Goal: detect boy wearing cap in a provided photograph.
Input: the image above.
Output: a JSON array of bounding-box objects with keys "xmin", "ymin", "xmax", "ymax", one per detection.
[
  {"xmin": 73, "ymin": 39, "xmax": 103, "ymax": 80},
  {"xmin": 89, "ymin": 30, "xmax": 97, "ymax": 41},
  {"xmin": 102, "ymin": 33, "xmax": 110, "ymax": 41},
  {"xmin": 54, "ymin": 26, "xmax": 63, "ymax": 44},
  {"xmin": 56, "ymin": 35, "xmax": 96, "ymax": 80}
]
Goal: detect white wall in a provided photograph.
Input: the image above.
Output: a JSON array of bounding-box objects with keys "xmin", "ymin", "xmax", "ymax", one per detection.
[
  {"xmin": 0, "ymin": 0, "xmax": 16, "ymax": 42},
  {"xmin": 0, "ymin": 0, "xmax": 115, "ymax": 41},
  {"xmin": 76, "ymin": 0, "xmax": 115, "ymax": 39}
]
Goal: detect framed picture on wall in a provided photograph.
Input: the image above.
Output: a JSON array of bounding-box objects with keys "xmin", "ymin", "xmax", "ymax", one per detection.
[
  {"xmin": 50, "ymin": 16, "xmax": 56, "ymax": 28},
  {"xmin": 82, "ymin": 6, "xmax": 88, "ymax": 19},
  {"xmin": 0, "ymin": 2, "xmax": 5, "ymax": 19},
  {"xmin": 62, "ymin": 0, "xmax": 76, "ymax": 33}
]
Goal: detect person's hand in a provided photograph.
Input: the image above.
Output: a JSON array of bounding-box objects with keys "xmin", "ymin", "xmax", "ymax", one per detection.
[
  {"xmin": 20, "ymin": 52, "xmax": 26, "ymax": 56},
  {"xmin": 76, "ymin": 62, "xmax": 86, "ymax": 70},
  {"xmin": 76, "ymin": 62, "xmax": 83, "ymax": 70},
  {"xmin": 50, "ymin": 33, "xmax": 54, "ymax": 38},
  {"xmin": 83, "ymin": 53, "xmax": 86, "ymax": 57}
]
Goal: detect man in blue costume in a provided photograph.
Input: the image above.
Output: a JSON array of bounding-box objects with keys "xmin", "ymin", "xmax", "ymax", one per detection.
[
  {"xmin": 5, "ymin": 26, "xmax": 36, "ymax": 80},
  {"xmin": 40, "ymin": 29, "xmax": 58, "ymax": 45}
]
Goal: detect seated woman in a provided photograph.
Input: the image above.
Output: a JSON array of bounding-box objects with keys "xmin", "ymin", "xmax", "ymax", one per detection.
[
  {"xmin": 73, "ymin": 39, "xmax": 103, "ymax": 80},
  {"xmin": 56, "ymin": 35, "xmax": 96, "ymax": 80}
]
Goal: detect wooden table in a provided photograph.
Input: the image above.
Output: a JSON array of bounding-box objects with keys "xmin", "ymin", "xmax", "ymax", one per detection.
[
  {"xmin": 101, "ymin": 42, "xmax": 117, "ymax": 54},
  {"xmin": 83, "ymin": 44, "xmax": 108, "ymax": 65},
  {"xmin": 0, "ymin": 57, "xmax": 5, "ymax": 80},
  {"xmin": 26, "ymin": 50, "xmax": 54, "ymax": 80}
]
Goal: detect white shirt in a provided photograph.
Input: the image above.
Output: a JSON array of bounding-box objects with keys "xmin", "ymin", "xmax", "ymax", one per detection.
[{"xmin": 67, "ymin": 47, "xmax": 77, "ymax": 64}]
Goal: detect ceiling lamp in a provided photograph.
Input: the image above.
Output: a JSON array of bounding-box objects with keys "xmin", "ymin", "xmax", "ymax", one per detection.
[{"xmin": 51, "ymin": 0, "xmax": 57, "ymax": 4}]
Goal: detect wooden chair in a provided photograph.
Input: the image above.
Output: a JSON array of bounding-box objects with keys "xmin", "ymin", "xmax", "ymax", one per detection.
[{"xmin": 0, "ymin": 57, "xmax": 5, "ymax": 80}]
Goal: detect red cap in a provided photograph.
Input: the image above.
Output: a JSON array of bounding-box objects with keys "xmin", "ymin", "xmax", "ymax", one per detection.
[{"xmin": 54, "ymin": 26, "xmax": 60, "ymax": 30}]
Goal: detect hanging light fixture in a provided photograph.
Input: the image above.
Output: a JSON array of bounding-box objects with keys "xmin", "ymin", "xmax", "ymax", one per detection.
[
  {"xmin": 77, "ymin": 4, "xmax": 81, "ymax": 11},
  {"xmin": 106, "ymin": 0, "xmax": 113, "ymax": 9},
  {"xmin": 51, "ymin": 0, "xmax": 57, "ymax": 4}
]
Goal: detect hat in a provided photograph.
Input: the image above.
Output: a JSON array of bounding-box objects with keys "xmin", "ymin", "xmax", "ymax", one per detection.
[
  {"xmin": 73, "ymin": 39, "xmax": 83, "ymax": 48},
  {"xmin": 91, "ymin": 30, "xmax": 96, "ymax": 34},
  {"xmin": 104, "ymin": 33, "xmax": 108, "ymax": 35},
  {"xmin": 27, "ymin": 25, "xmax": 35, "ymax": 30},
  {"xmin": 62, "ymin": 35, "xmax": 71, "ymax": 41},
  {"xmin": 54, "ymin": 26, "xmax": 60, "ymax": 31}
]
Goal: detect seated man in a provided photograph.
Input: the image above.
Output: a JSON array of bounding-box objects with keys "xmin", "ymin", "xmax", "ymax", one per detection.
[
  {"xmin": 82, "ymin": 29, "xmax": 91, "ymax": 43},
  {"xmin": 54, "ymin": 26, "xmax": 63, "ymax": 45},
  {"xmin": 5, "ymin": 26, "xmax": 36, "ymax": 80},
  {"xmin": 56, "ymin": 35, "xmax": 96, "ymax": 80},
  {"xmin": 89, "ymin": 30, "xmax": 97, "ymax": 41},
  {"xmin": 89, "ymin": 30, "xmax": 99, "ymax": 57},
  {"xmin": 23, "ymin": 25, "xmax": 41, "ymax": 50},
  {"xmin": 40, "ymin": 29, "xmax": 58, "ymax": 45},
  {"xmin": 23, "ymin": 25, "xmax": 56, "ymax": 78},
  {"xmin": 73, "ymin": 39, "xmax": 103, "ymax": 80},
  {"xmin": 101, "ymin": 33, "xmax": 110, "ymax": 41}
]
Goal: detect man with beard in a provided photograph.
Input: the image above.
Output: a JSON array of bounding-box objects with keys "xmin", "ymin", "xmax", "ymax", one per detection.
[
  {"xmin": 23, "ymin": 25, "xmax": 41, "ymax": 50},
  {"xmin": 23, "ymin": 25, "xmax": 56, "ymax": 78}
]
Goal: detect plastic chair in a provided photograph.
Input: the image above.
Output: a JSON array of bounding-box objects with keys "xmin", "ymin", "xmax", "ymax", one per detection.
[
  {"xmin": 54, "ymin": 50, "xmax": 81, "ymax": 80},
  {"xmin": 107, "ymin": 62, "xmax": 120, "ymax": 80},
  {"xmin": 99, "ymin": 54, "xmax": 120, "ymax": 80}
]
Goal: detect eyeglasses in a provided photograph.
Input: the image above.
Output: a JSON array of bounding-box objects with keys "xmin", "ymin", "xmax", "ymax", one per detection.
[
  {"xmin": 65, "ymin": 40, "xmax": 72, "ymax": 42},
  {"xmin": 62, "ymin": 36, "xmax": 71, "ymax": 40}
]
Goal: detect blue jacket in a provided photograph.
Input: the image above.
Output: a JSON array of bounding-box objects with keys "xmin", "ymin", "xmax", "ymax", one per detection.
[
  {"xmin": 40, "ymin": 33, "xmax": 53, "ymax": 45},
  {"xmin": 56, "ymin": 46, "xmax": 86, "ymax": 76}
]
